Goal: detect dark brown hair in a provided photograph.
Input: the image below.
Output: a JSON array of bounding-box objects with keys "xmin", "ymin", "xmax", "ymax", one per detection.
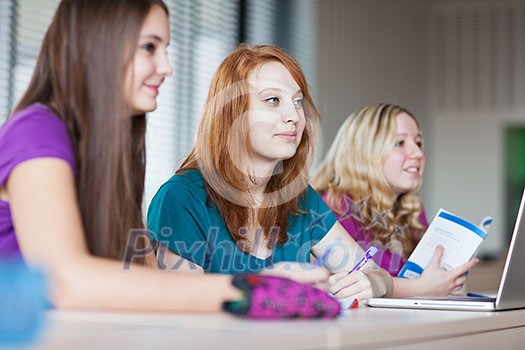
[
  {"xmin": 179, "ymin": 44, "xmax": 320, "ymax": 250},
  {"xmin": 14, "ymin": 0, "xmax": 169, "ymax": 261}
]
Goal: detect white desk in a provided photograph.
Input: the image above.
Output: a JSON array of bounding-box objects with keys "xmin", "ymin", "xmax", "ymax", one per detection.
[{"xmin": 31, "ymin": 308, "xmax": 525, "ymax": 349}]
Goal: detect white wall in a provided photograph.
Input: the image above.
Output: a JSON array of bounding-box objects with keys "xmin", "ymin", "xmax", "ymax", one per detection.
[
  {"xmin": 317, "ymin": 0, "xmax": 427, "ymax": 156},
  {"xmin": 316, "ymin": 0, "xmax": 525, "ymax": 256},
  {"xmin": 424, "ymin": 0, "xmax": 525, "ymax": 255}
]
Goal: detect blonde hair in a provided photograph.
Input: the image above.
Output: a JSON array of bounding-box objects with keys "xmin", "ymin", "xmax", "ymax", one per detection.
[
  {"xmin": 178, "ymin": 44, "xmax": 320, "ymax": 249},
  {"xmin": 312, "ymin": 103, "xmax": 424, "ymax": 257}
]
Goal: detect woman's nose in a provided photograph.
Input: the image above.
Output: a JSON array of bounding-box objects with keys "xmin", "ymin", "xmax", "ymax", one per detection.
[
  {"xmin": 282, "ymin": 102, "xmax": 299, "ymax": 124},
  {"xmin": 158, "ymin": 52, "xmax": 173, "ymax": 76}
]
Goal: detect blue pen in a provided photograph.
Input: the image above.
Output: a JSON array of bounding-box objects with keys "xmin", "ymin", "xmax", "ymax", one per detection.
[
  {"xmin": 347, "ymin": 246, "xmax": 378, "ymax": 274},
  {"xmin": 313, "ymin": 238, "xmax": 341, "ymax": 267}
]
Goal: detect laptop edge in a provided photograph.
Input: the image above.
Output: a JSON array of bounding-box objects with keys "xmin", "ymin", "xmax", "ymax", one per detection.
[{"xmin": 367, "ymin": 188, "xmax": 525, "ymax": 312}]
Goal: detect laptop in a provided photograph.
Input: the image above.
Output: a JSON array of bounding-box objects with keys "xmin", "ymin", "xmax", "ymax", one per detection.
[{"xmin": 367, "ymin": 188, "xmax": 525, "ymax": 311}]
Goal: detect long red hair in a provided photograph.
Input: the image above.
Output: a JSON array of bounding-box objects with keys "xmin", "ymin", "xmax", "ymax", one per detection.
[{"xmin": 178, "ymin": 44, "xmax": 320, "ymax": 250}]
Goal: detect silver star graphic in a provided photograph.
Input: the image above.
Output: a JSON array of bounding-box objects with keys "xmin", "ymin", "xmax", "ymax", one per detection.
[
  {"xmin": 393, "ymin": 224, "xmax": 409, "ymax": 237},
  {"xmin": 365, "ymin": 209, "xmax": 388, "ymax": 230},
  {"xmin": 307, "ymin": 210, "xmax": 331, "ymax": 232},
  {"xmin": 287, "ymin": 231, "xmax": 301, "ymax": 247},
  {"xmin": 340, "ymin": 195, "xmax": 369, "ymax": 223}
]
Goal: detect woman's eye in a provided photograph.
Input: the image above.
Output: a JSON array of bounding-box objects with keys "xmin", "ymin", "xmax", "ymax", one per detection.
[
  {"xmin": 293, "ymin": 98, "xmax": 304, "ymax": 107},
  {"xmin": 416, "ymin": 141, "xmax": 424, "ymax": 148},
  {"xmin": 141, "ymin": 43, "xmax": 156, "ymax": 53},
  {"xmin": 395, "ymin": 140, "xmax": 404, "ymax": 147},
  {"xmin": 265, "ymin": 97, "xmax": 280, "ymax": 106}
]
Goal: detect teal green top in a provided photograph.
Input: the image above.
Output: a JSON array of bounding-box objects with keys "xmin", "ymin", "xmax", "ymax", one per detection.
[{"xmin": 147, "ymin": 170, "xmax": 337, "ymax": 274}]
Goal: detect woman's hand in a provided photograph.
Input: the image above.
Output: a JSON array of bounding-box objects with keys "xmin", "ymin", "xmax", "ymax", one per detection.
[
  {"xmin": 328, "ymin": 270, "xmax": 374, "ymax": 304},
  {"xmin": 414, "ymin": 245, "xmax": 478, "ymax": 296},
  {"xmin": 328, "ymin": 267, "xmax": 394, "ymax": 308},
  {"xmin": 260, "ymin": 262, "xmax": 330, "ymax": 290}
]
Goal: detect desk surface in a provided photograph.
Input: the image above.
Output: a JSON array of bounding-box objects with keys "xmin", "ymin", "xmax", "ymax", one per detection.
[{"xmin": 31, "ymin": 307, "xmax": 525, "ymax": 349}]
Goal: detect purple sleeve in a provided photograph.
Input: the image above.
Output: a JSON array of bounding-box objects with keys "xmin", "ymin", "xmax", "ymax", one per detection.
[
  {"xmin": 420, "ymin": 207, "xmax": 429, "ymax": 227},
  {"xmin": 412, "ymin": 206, "xmax": 429, "ymax": 243},
  {"xmin": 321, "ymin": 192, "xmax": 406, "ymax": 275},
  {"xmin": 320, "ymin": 192, "xmax": 365, "ymax": 242},
  {"xmin": 0, "ymin": 104, "xmax": 75, "ymax": 187}
]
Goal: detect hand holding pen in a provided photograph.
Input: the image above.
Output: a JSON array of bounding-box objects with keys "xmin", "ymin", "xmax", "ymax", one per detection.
[
  {"xmin": 325, "ymin": 245, "xmax": 379, "ymax": 310},
  {"xmin": 344, "ymin": 245, "xmax": 378, "ymax": 308},
  {"xmin": 347, "ymin": 246, "xmax": 378, "ymax": 274}
]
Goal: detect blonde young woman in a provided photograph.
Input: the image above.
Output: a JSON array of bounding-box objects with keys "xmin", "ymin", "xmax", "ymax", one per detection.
[{"xmin": 312, "ymin": 103, "xmax": 477, "ymax": 295}]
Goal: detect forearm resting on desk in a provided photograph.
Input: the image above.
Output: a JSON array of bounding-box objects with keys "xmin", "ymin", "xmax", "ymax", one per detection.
[{"xmin": 47, "ymin": 255, "xmax": 240, "ymax": 312}]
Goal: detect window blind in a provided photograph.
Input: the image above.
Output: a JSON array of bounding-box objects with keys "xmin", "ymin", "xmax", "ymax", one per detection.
[
  {"xmin": 0, "ymin": 0, "xmax": 60, "ymax": 122},
  {"xmin": 0, "ymin": 0, "xmax": 14, "ymax": 122}
]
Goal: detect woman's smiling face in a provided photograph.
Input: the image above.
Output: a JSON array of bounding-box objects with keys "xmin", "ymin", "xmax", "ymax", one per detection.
[
  {"xmin": 383, "ymin": 112, "xmax": 425, "ymax": 197},
  {"xmin": 123, "ymin": 5, "xmax": 173, "ymax": 115}
]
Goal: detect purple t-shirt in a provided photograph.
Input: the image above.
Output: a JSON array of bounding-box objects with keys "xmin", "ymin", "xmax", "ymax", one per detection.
[
  {"xmin": 322, "ymin": 193, "xmax": 428, "ymax": 276},
  {"xmin": 0, "ymin": 103, "xmax": 75, "ymax": 257}
]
